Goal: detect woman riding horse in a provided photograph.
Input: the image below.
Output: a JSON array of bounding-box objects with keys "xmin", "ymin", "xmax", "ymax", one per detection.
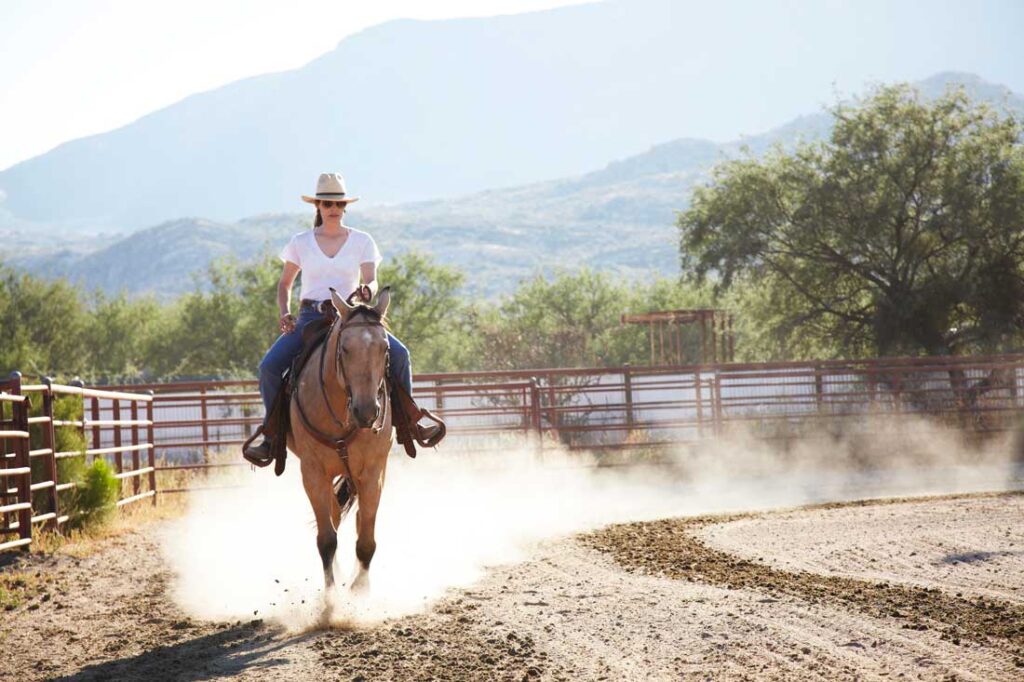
[{"xmin": 243, "ymin": 172, "xmax": 443, "ymax": 464}]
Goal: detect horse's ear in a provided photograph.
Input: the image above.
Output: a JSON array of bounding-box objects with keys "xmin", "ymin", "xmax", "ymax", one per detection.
[
  {"xmin": 374, "ymin": 286, "xmax": 391, "ymax": 318},
  {"xmin": 329, "ymin": 287, "xmax": 355, "ymax": 314}
]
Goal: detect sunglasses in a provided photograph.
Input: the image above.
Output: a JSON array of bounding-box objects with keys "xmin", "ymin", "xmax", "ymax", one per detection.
[{"xmin": 318, "ymin": 200, "xmax": 347, "ymax": 208}]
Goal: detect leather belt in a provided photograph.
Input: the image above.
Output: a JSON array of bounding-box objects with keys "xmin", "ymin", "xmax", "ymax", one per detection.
[{"xmin": 300, "ymin": 299, "xmax": 330, "ymax": 313}]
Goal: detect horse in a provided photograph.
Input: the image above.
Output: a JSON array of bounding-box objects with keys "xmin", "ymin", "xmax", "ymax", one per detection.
[{"xmin": 287, "ymin": 286, "xmax": 393, "ymax": 595}]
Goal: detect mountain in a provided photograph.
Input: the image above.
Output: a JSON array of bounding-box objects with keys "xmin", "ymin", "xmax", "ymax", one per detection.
[
  {"xmin": 1, "ymin": 0, "xmax": 1022, "ymax": 231},
  {"xmin": 14, "ymin": 72, "xmax": 1021, "ymax": 299},
  {"xmin": 13, "ymin": 216, "xmax": 304, "ymax": 295}
]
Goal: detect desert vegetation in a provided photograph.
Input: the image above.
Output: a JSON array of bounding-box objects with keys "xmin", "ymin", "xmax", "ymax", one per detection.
[{"xmin": 3, "ymin": 85, "xmax": 1023, "ymax": 384}]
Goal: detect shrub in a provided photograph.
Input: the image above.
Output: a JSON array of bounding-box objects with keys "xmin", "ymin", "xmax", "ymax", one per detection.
[{"xmin": 74, "ymin": 459, "xmax": 119, "ymax": 529}]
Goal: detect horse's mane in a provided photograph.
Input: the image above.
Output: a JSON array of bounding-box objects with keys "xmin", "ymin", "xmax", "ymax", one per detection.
[{"xmin": 342, "ymin": 304, "xmax": 390, "ymax": 331}]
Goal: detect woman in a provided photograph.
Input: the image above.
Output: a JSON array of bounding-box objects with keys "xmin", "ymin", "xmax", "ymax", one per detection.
[{"xmin": 244, "ymin": 172, "xmax": 442, "ymax": 464}]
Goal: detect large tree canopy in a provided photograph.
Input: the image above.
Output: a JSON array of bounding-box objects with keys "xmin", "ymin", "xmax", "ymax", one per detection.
[{"xmin": 679, "ymin": 85, "xmax": 1024, "ymax": 358}]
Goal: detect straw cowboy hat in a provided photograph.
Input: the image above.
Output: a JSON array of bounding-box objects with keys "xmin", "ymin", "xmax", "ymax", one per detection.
[{"xmin": 301, "ymin": 172, "xmax": 360, "ymax": 204}]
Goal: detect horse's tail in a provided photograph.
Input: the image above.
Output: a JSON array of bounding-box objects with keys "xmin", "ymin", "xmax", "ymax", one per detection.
[{"xmin": 335, "ymin": 477, "xmax": 357, "ymax": 522}]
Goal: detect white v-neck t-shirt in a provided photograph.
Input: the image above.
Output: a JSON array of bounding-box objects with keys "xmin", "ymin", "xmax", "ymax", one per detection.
[{"xmin": 279, "ymin": 228, "xmax": 382, "ymax": 302}]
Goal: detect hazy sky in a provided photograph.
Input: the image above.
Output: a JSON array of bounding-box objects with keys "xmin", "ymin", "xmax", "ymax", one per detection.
[{"xmin": 0, "ymin": 0, "xmax": 591, "ymax": 171}]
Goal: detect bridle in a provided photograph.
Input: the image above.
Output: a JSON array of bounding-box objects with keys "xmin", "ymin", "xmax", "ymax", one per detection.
[{"xmin": 294, "ymin": 307, "xmax": 390, "ymax": 474}]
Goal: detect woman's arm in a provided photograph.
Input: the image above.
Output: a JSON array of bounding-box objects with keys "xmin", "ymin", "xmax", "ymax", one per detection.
[{"xmin": 277, "ymin": 261, "xmax": 301, "ymax": 332}]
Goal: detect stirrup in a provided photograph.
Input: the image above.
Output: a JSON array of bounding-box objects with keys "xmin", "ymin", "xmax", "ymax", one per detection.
[
  {"xmin": 414, "ymin": 408, "xmax": 447, "ymax": 448},
  {"xmin": 242, "ymin": 427, "xmax": 274, "ymax": 467}
]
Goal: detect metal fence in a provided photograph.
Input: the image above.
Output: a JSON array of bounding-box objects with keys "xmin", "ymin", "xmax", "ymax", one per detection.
[
  {"xmin": 99, "ymin": 353, "xmax": 1024, "ymax": 461},
  {"xmin": 1, "ymin": 374, "xmax": 155, "ymax": 552},
  {"xmin": 4, "ymin": 353, "xmax": 1024, "ymax": 551}
]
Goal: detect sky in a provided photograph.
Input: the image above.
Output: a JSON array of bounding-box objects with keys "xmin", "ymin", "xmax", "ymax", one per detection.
[{"xmin": 0, "ymin": 0, "xmax": 592, "ymax": 171}]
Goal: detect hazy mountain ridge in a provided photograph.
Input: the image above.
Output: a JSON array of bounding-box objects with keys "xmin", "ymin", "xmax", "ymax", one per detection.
[
  {"xmin": 11, "ymin": 71, "xmax": 1020, "ymax": 299},
  {"xmin": 2, "ymin": 0, "xmax": 1022, "ymax": 230}
]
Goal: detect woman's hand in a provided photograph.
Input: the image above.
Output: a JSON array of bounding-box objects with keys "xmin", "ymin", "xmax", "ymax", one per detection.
[
  {"xmin": 279, "ymin": 313, "xmax": 297, "ymax": 334},
  {"xmin": 353, "ymin": 284, "xmax": 372, "ymax": 303}
]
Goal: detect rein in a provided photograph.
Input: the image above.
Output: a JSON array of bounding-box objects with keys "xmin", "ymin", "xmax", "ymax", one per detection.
[{"xmin": 294, "ymin": 308, "xmax": 390, "ymax": 481}]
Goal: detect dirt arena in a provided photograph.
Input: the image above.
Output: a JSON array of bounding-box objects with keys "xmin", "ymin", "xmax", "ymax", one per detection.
[{"xmin": 2, "ymin": 490, "xmax": 1022, "ymax": 681}]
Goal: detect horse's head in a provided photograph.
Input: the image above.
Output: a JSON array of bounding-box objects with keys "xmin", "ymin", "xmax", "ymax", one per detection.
[{"xmin": 329, "ymin": 287, "xmax": 392, "ymax": 429}]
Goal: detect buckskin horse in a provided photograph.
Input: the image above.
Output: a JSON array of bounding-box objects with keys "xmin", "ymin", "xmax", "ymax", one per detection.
[{"xmin": 289, "ymin": 287, "xmax": 393, "ymax": 595}]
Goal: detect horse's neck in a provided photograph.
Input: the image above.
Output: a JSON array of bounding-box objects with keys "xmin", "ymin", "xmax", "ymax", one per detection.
[{"xmin": 303, "ymin": 325, "xmax": 349, "ymax": 421}]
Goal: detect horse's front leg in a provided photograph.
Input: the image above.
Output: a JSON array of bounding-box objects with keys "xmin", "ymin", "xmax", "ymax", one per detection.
[
  {"xmin": 301, "ymin": 459, "xmax": 341, "ymax": 591},
  {"xmin": 351, "ymin": 465, "xmax": 386, "ymax": 594}
]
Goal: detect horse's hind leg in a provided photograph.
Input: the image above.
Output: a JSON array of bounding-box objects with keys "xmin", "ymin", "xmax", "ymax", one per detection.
[{"xmin": 301, "ymin": 462, "xmax": 341, "ymax": 590}]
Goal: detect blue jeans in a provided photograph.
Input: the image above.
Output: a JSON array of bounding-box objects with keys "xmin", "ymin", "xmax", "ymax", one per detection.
[{"xmin": 257, "ymin": 308, "xmax": 412, "ymax": 414}]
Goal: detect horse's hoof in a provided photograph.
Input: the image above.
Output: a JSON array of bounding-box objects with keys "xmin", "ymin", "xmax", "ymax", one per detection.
[
  {"xmin": 351, "ymin": 571, "xmax": 370, "ymax": 596},
  {"xmin": 317, "ymin": 598, "xmax": 336, "ymax": 627}
]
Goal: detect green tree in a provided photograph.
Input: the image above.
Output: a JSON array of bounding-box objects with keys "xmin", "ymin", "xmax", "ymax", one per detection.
[
  {"xmin": 80, "ymin": 292, "xmax": 166, "ymax": 380},
  {"xmin": 0, "ymin": 265, "xmax": 90, "ymax": 376},
  {"xmin": 477, "ymin": 269, "xmax": 627, "ymax": 370},
  {"xmin": 378, "ymin": 252, "xmax": 474, "ymax": 372},
  {"xmin": 146, "ymin": 254, "xmax": 283, "ymax": 378},
  {"xmin": 679, "ymin": 84, "xmax": 1024, "ymax": 358}
]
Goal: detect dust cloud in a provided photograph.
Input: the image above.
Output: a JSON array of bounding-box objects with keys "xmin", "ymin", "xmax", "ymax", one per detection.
[{"xmin": 162, "ymin": 421, "xmax": 1022, "ymax": 631}]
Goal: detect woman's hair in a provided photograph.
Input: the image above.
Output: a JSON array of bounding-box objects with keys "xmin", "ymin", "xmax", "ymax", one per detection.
[{"xmin": 312, "ymin": 202, "xmax": 346, "ymax": 228}]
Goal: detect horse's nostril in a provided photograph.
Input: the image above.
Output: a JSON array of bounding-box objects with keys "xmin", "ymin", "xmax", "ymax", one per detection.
[{"xmin": 352, "ymin": 402, "xmax": 378, "ymax": 427}]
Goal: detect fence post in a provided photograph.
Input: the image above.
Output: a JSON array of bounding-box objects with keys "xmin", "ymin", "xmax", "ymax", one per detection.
[
  {"xmin": 815, "ymin": 365, "xmax": 825, "ymax": 415},
  {"xmin": 146, "ymin": 392, "xmax": 157, "ymax": 506},
  {"xmin": 694, "ymin": 368, "xmax": 704, "ymax": 439},
  {"xmin": 623, "ymin": 364, "xmax": 635, "ymax": 433},
  {"xmin": 892, "ymin": 368, "xmax": 903, "ymax": 415},
  {"xmin": 130, "ymin": 401, "xmax": 141, "ymax": 497},
  {"xmin": 0, "ymin": 389, "xmax": 8, "ymax": 538},
  {"xmin": 40, "ymin": 377, "xmax": 60, "ymax": 528},
  {"xmin": 713, "ymin": 372, "xmax": 724, "ymax": 436},
  {"xmin": 546, "ymin": 383, "xmax": 557, "ymax": 440},
  {"xmin": 90, "ymin": 396, "xmax": 101, "ymax": 458},
  {"xmin": 111, "ymin": 399, "xmax": 123, "ymax": 491},
  {"xmin": 200, "ymin": 386, "xmax": 210, "ymax": 464},
  {"xmin": 529, "ymin": 378, "xmax": 542, "ymax": 452},
  {"xmin": 5, "ymin": 372, "xmax": 32, "ymax": 548}
]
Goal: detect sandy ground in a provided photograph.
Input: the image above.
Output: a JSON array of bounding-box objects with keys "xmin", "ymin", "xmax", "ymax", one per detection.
[
  {"xmin": 698, "ymin": 494, "xmax": 1024, "ymax": 604},
  {"xmin": 2, "ymin": 492, "xmax": 1023, "ymax": 681}
]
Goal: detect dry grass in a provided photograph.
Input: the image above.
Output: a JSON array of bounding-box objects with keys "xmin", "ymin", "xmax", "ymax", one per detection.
[
  {"xmin": 25, "ymin": 492, "xmax": 188, "ymax": 559},
  {"xmin": 0, "ymin": 570, "xmax": 57, "ymax": 612},
  {"xmin": 20, "ymin": 449, "xmax": 245, "ymax": 559}
]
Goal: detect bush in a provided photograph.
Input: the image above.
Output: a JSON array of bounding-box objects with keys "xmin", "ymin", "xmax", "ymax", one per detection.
[
  {"xmin": 74, "ymin": 459, "xmax": 119, "ymax": 529},
  {"xmin": 26, "ymin": 391, "xmax": 120, "ymax": 529},
  {"xmin": 28, "ymin": 393, "xmax": 88, "ymax": 517}
]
